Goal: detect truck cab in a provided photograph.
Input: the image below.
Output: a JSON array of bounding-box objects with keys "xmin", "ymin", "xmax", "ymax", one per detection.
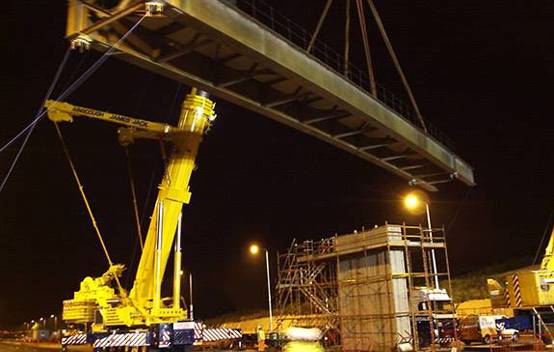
[{"xmin": 411, "ymin": 287, "xmax": 456, "ymax": 346}]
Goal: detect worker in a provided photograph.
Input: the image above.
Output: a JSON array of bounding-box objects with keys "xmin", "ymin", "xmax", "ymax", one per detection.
[
  {"xmin": 283, "ymin": 327, "xmax": 324, "ymax": 352},
  {"xmin": 495, "ymin": 320, "xmax": 505, "ymax": 341},
  {"xmin": 256, "ymin": 325, "xmax": 267, "ymax": 351}
]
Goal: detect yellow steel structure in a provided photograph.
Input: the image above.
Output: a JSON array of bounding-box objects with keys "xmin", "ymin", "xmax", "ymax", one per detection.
[
  {"xmin": 46, "ymin": 88, "xmax": 216, "ymax": 329},
  {"xmin": 507, "ymin": 226, "xmax": 554, "ymax": 307},
  {"xmin": 489, "ymin": 227, "xmax": 554, "ymax": 308}
]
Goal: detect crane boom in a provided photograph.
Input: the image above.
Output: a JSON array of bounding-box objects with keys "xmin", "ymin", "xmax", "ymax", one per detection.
[
  {"xmin": 45, "ymin": 100, "xmax": 176, "ymax": 135},
  {"xmin": 46, "ymin": 88, "xmax": 217, "ymax": 328},
  {"xmin": 129, "ymin": 90, "xmax": 216, "ymax": 319}
]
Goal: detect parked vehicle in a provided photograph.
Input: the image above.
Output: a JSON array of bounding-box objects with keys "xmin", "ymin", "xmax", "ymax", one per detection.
[
  {"xmin": 412, "ymin": 287, "xmax": 457, "ymax": 347},
  {"xmin": 459, "ymin": 315, "xmax": 519, "ymax": 344}
]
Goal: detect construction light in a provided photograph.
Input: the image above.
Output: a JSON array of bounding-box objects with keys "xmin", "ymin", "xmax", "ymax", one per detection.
[
  {"xmin": 402, "ymin": 190, "xmax": 428, "ymax": 215},
  {"xmin": 404, "ymin": 193, "xmax": 420, "ymax": 210},
  {"xmin": 249, "ymin": 244, "xmax": 260, "ymax": 256}
]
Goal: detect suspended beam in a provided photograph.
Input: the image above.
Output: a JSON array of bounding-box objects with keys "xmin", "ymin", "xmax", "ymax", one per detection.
[
  {"xmin": 303, "ymin": 111, "xmax": 352, "ymax": 125},
  {"xmin": 65, "ymin": 0, "xmax": 475, "ymax": 191}
]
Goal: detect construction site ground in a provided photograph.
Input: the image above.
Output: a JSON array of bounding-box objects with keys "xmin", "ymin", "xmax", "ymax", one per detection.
[{"xmin": 2, "ymin": 340, "xmax": 553, "ymax": 352}]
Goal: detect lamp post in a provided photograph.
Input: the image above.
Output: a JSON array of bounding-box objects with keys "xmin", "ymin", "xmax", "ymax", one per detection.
[
  {"xmin": 403, "ymin": 191, "xmax": 440, "ymax": 289},
  {"xmin": 50, "ymin": 314, "xmax": 58, "ymax": 331},
  {"xmin": 249, "ymin": 244, "xmax": 273, "ymax": 332}
]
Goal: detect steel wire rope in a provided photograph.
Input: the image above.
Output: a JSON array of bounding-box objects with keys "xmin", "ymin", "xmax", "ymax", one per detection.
[
  {"xmin": 125, "ymin": 147, "xmax": 144, "ymax": 251},
  {"xmin": 0, "ymin": 16, "xmax": 146, "ymax": 155},
  {"xmin": 124, "ymin": 74, "xmax": 158, "ymax": 288},
  {"xmin": 122, "ymin": 73, "xmax": 155, "ymax": 290},
  {"xmin": 365, "ymin": 0, "xmax": 427, "ymax": 131},
  {"xmin": 344, "ymin": 0, "xmax": 351, "ymax": 75},
  {"xmin": 52, "ymin": 122, "xmax": 126, "ymax": 294},
  {"xmin": 0, "ymin": 17, "xmax": 147, "ymax": 199},
  {"xmin": 59, "ymin": 49, "xmax": 90, "ymax": 95},
  {"xmin": 533, "ymin": 209, "xmax": 554, "ymax": 266},
  {"xmin": 123, "ymin": 72, "xmax": 155, "ymax": 263},
  {"xmin": 355, "ymin": 0, "xmax": 377, "ymax": 96},
  {"xmin": 126, "ymin": 82, "xmax": 183, "ymax": 290},
  {"xmin": 307, "ymin": 0, "xmax": 333, "ymax": 53},
  {"xmin": 0, "ymin": 47, "xmax": 72, "ymax": 192},
  {"xmin": 0, "ymin": 49, "xmax": 88, "ymax": 189},
  {"xmin": 47, "ymin": 15, "xmax": 146, "ymax": 294}
]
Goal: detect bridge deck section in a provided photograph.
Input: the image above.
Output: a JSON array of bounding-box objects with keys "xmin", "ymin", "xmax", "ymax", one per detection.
[{"xmin": 66, "ymin": 0, "xmax": 475, "ymax": 191}]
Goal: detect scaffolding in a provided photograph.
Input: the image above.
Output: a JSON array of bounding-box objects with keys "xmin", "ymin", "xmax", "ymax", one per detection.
[
  {"xmin": 276, "ymin": 224, "xmax": 456, "ymax": 352},
  {"xmin": 276, "ymin": 238, "xmax": 340, "ymax": 335}
]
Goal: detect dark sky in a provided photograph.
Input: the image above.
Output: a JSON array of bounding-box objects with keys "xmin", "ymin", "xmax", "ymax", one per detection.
[{"xmin": 1, "ymin": 1, "xmax": 553, "ymax": 328}]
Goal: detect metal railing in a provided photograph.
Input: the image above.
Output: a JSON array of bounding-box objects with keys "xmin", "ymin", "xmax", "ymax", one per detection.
[{"xmin": 224, "ymin": 0, "xmax": 455, "ymax": 149}]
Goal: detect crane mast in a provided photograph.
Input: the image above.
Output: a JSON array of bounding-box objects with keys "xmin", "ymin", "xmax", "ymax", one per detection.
[
  {"xmin": 46, "ymin": 88, "xmax": 216, "ymax": 329},
  {"xmin": 130, "ymin": 89, "xmax": 215, "ymax": 322},
  {"xmin": 540, "ymin": 227, "xmax": 554, "ymax": 271}
]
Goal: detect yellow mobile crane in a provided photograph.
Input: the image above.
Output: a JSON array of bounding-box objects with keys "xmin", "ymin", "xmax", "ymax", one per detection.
[
  {"xmin": 45, "ymin": 88, "xmax": 216, "ymax": 350},
  {"xmin": 488, "ymin": 226, "xmax": 554, "ymax": 308},
  {"xmin": 487, "ymin": 225, "xmax": 554, "ymax": 341}
]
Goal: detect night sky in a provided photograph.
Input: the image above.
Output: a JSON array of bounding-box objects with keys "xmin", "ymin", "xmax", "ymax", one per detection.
[{"xmin": 1, "ymin": 1, "xmax": 553, "ymax": 328}]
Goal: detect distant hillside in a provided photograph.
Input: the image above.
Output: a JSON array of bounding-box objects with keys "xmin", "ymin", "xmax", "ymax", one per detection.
[
  {"xmin": 449, "ymin": 257, "xmax": 534, "ymax": 302},
  {"xmin": 206, "ymin": 309, "xmax": 269, "ymax": 326}
]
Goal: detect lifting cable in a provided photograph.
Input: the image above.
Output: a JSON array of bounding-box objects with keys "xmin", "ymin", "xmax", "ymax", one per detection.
[
  {"xmin": 53, "ymin": 122, "xmax": 125, "ymax": 294},
  {"xmin": 47, "ymin": 16, "xmax": 147, "ymax": 294},
  {"xmin": 124, "ymin": 147, "xmax": 144, "ymax": 251},
  {"xmin": 0, "ymin": 48, "xmax": 72, "ymax": 193},
  {"xmin": 344, "ymin": 0, "xmax": 351, "ymax": 75},
  {"xmin": 1, "ymin": 16, "xmax": 146, "ymax": 197},
  {"xmin": 307, "ymin": 0, "xmax": 334, "ymax": 53},
  {"xmin": 355, "ymin": 0, "xmax": 377, "ymax": 96},
  {"xmin": 365, "ymin": 0, "xmax": 427, "ymax": 131},
  {"xmin": 127, "ymin": 79, "xmax": 182, "ymax": 284},
  {"xmin": 0, "ymin": 16, "xmax": 146, "ymax": 155}
]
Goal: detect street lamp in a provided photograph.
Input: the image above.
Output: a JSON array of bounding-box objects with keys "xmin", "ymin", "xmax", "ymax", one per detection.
[
  {"xmin": 50, "ymin": 314, "xmax": 58, "ymax": 331},
  {"xmin": 250, "ymin": 244, "xmax": 260, "ymax": 255},
  {"xmin": 249, "ymin": 243, "xmax": 273, "ymax": 332},
  {"xmin": 403, "ymin": 191, "xmax": 440, "ymax": 289}
]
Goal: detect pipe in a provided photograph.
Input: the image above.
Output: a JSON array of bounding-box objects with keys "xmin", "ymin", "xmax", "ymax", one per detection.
[
  {"xmin": 153, "ymin": 201, "xmax": 164, "ymax": 310},
  {"xmin": 189, "ymin": 273, "xmax": 194, "ymax": 320},
  {"xmin": 173, "ymin": 213, "xmax": 183, "ymax": 309},
  {"xmin": 265, "ymin": 249, "xmax": 273, "ymax": 331},
  {"xmin": 425, "ymin": 203, "xmax": 440, "ymax": 289}
]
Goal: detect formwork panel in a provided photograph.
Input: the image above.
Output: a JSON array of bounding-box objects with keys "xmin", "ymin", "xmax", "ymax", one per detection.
[
  {"xmin": 337, "ymin": 240, "xmax": 409, "ymax": 351},
  {"xmin": 390, "ymin": 250, "xmax": 412, "ymax": 341}
]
